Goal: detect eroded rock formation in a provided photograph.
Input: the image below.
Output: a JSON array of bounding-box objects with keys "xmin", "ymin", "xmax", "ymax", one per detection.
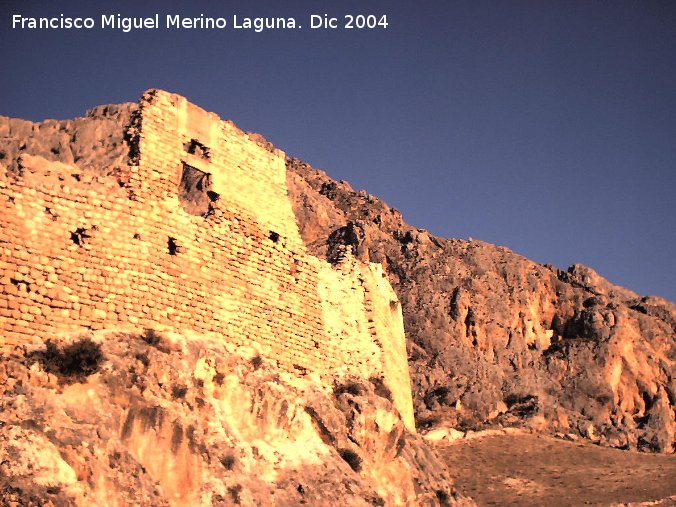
[
  {"xmin": 0, "ymin": 88, "xmax": 673, "ymax": 506},
  {"xmin": 286, "ymin": 159, "xmax": 675, "ymax": 453},
  {"xmin": 0, "ymin": 332, "xmax": 468, "ymax": 506}
]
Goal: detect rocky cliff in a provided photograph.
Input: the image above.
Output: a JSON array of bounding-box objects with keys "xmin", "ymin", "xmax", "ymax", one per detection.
[
  {"xmin": 0, "ymin": 91, "xmax": 673, "ymax": 505},
  {"xmin": 1, "ymin": 332, "xmax": 467, "ymax": 506},
  {"xmin": 286, "ymin": 159, "xmax": 675, "ymax": 453},
  {"xmin": 2, "ymin": 95, "xmax": 674, "ymax": 456}
]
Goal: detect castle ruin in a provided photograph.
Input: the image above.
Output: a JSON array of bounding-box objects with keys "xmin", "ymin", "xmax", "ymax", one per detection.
[{"xmin": 0, "ymin": 90, "xmax": 414, "ymax": 429}]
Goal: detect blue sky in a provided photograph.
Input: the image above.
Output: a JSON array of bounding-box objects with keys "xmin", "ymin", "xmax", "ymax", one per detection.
[{"xmin": 1, "ymin": 0, "xmax": 674, "ymax": 300}]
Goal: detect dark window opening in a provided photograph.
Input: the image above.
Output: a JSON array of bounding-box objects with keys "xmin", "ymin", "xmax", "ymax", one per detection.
[
  {"xmin": 71, "ymin": 227, "xmax": 93, "ymax": 246},
  {"xmin": 178, "ymin": 163, "xmax": 216, "ymax": 217},
  {"xmin": 168, "ymin": 237, "xmax": 181, "ymax": 255},
  {"xmin": 185, "ymin": 139, "xmax": 210, "ymax": 160},
  {"xmin": 269, "ymin": 231, "xmax": 280, "ymax": 243},
  {"xmin": 10, "ymin": 278, "xmax": 31, "ymax": 293}
]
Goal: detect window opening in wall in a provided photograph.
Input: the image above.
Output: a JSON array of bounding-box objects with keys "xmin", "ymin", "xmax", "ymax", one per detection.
[
  {"xmin": 70, "ymin": 226, "xmax": 96, "ymax": 246},
  {"xmin": 10, "ymin": 278, "xmax": 31, "ymax": 293},
  {"xmin": 168, "ymin": 237, "xmax": 181, "ymax": 255},
  {"xmin": 178, "ymin": 163, "xmax": 219, "ymax": 217},
  {"xmin": 269, "ymin": 231, "xmax": 280, "ymax": 243},
  {"xmin": 185, "ymin": 139, "xmax": 210, "ymax": 160}
]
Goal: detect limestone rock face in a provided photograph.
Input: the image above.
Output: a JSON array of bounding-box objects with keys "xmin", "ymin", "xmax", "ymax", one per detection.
[
  {"xmin": 0, "ymin": 333, "xmax": 468, "ymax": 506},
  {"xmin": 0, "ymin": 104, "xmax": 135, "ymax": 177},
  {"xmin": 286, "ymin": 158, "xmax": 675, "ymax": 453},
  {"xmin": 1, "ymin": 96, "xmax": 673, "ymax": 456},
  {"xmin": 1, "ymin": 89, "xmax": 674, "ymax": 507}
]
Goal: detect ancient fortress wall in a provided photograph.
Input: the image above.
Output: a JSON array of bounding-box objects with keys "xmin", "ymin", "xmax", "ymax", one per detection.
[{"xmin": 0, "ymin": 90, "xmax": 414, "ymax": 428}]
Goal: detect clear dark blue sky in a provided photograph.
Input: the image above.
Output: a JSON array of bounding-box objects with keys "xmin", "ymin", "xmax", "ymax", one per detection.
[{"xmin": 1, "ymin": 1, "xmax": 674, "ymax": 301}]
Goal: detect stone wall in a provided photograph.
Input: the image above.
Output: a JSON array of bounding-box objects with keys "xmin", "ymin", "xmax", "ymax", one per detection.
[{"xmin": 0, "ymin": 90, "xmax": 414, "ymax": 429}]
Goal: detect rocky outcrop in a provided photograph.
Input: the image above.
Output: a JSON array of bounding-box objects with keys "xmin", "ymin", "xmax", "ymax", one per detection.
[
  {"xmin": 0, "ymin": 333, "xmax": 469, "ymax": 506},
  {"xmin": 286, "ymin": 158, "xmax": 675, "ymax": 453},
  {"xmin": 0, "ymin": 103, "xmax": 135, "ymax": 179},
  {"xmin": 1, "ymin": 93, "xmax": 674, "ymax": 468},
  {"xmin": 1, "ymin": 98, "xmax": 673, "ymax": 456}
]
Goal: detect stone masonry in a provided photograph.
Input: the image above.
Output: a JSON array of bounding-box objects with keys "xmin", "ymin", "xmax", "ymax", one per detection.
[{"xmin": 0, "ymin": 90, "xmax": 415, "ymax": 429}]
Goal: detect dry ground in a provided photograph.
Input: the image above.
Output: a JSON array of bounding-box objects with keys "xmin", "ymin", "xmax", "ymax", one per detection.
[{"xmin": 436, "ymin": 433, "xmax": 676, "ymax": 506}]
